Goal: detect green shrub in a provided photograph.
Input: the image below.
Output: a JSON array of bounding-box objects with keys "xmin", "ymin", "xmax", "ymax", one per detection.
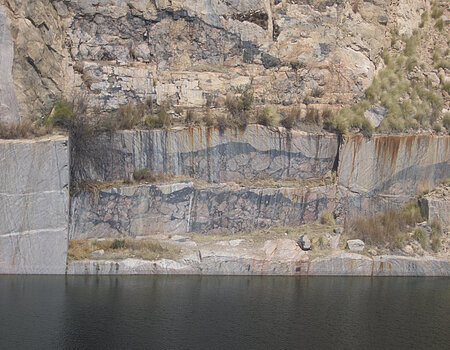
[
  {"xmin": 111, "ymin": 239, "xmax": 125, "ymax": 249},
  {"xmin": 430, "ymin": 234, "xmax": 441, "ymax": 252},
  {"xmin": 133, "ymin": 168, "xmax": 150, "ymax": 181},
  {"xmin": 281, "ymin": 108, "xmax": 300, "ymax": 129},
  {"xmin": 413, "ymin": 227, "xmax": 428, "ymax": 250},
  {"xmin": 258, "ymin": 105, "xmax": 279, "ymax": 126},
  {"xmin": 431, "ymin": 218, "xmax": 443, "ymax": 236},
  {"xmin": 443, "ymin": 114, "xmax": 450, "ymax": 130},
  {"xmin": 304, "ymin": 108, "xmax": 321, "ymax": 125},
  {"xmin": 49, "ymin": 100, "xmax": 75, "ymax": 127},
  {"xmin": 393, "ymin": 233, "xmax": 407, "ymax": 249},
  {"xmin": 433, "ymin": 122, "xmax": 442, "ymax": 133},
  {"xmin": 320, "ymin": 211, "xmax": 335, "ymax": 225},
  {"xmin": 311, "ymin": 87, "xmax": 324, "ymax": 98},
  {"xmin": 435, "ymin": 18, "xmax": 444, "ymax": 31},
  {"xmin": 431, "ymin": 4, "xmax": 443, "ymax": 19},
  {"xmin": 185, "ymin": 110, "xmax": 198, "ymax": 125},
  {"xmin": 324, "ymin": 114, "xmax": 348, "ymax": 134}
]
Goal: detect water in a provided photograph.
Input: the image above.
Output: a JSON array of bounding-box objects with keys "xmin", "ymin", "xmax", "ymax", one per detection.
[{"xmin": 0, "ymin": 276, "xmax": 449, "ymax": 350}]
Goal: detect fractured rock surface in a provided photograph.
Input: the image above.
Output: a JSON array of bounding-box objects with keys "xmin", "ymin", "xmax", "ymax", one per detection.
[{"xmin": 0, "ymin": 137, "xmax": 69, "ymax": 274}]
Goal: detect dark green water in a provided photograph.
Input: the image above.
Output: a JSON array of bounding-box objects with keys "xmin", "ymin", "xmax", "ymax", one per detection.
[{"xmin": 0, "ymin": 276, "xmax": 449, "ymax": 350}]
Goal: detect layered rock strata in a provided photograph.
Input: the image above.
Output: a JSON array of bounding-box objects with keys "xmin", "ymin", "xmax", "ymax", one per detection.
[
  {"xmin": 0, "ymin": 137, "xmax": 69, "ymax": 274},
  {"xmin": 70, "ymin": 181, "xmax": 337, "ymax": 239},
  {"xmin": 75, "ymin": 126, "xmax": 338, "ymax": 183}
]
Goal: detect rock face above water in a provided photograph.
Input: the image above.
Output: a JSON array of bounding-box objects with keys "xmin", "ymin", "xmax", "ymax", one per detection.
[
  {"xmin": 0, "ymin": 137, "xmax": 69, "ymax": 274},
  {"xmin": 70, "ymin": 181, "xmax": 337, "ymax": 238},
  {"xmin": 67, "ymin": 253, "xmax": 450, "ymax": 277},
  {"xmin": 337, "ymin": 135, "xmax": 450, "ymax": 217},
  {"xmin": 75, "ymin": 126, "xmax": 338, "ymax": 183}
]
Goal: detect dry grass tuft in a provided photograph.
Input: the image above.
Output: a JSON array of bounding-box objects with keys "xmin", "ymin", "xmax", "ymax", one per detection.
[
  {"xmin": 68, "ymin": 238, "xmax": 180, "ymax": 261},
  {"xmin": 347, "ymin": 202, "xmax": 423, "ymax": 248}
]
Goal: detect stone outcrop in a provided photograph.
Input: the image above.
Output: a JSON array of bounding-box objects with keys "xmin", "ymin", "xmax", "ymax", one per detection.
[
  {"xmin": 2, "ymin": 0, "xmax": 429, "ymax": 118},
  {"xmin": 419, "ymin": 186, "xmax": 450, "ymax": 230},
  {"xmin": 0, "ymin": 6, "xmax": 19, "ymax": 124},
  {"xmin": 67, "ymin": 252, "xmax": 450, "ymax": 277},
  {"xmin": 337, "ymin": 135, "xmax": 450, "ymax": 217},
  {"xmin": 70, "ymin": 181, "xmax": 337, "ymax": 239},
  {"xmin": 0, "ymin": 136, "xmax": 69, "ymax": 274},
  {"xmin": 75, "ymin": 126, "xmax": 338, "ymax": 183},
  {"xmin": 1, "ymin": 0, "xmax": 67, "ymax": 121},
  {"xmin": 70, "ymin": 181, "xmax": 194, "ymax": 239}
]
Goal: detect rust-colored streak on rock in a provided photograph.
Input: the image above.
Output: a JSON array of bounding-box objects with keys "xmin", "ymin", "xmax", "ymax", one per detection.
[
  {"xmin": 348, "ymin": 134, "xmax": 363, "ymax": 187},
  {"xmin": 376, "ymin": 136, "xmax": 401, "ymax": 174},
  {"xmin": 188, "ymin": 127, "xmax": 194, "ymax": 152},
  {"xmin": 405, "ymin": 135, "xmax": 416, "ymax": 161}
]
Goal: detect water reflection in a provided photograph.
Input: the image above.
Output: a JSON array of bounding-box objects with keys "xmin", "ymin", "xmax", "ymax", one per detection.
[{"xmin": 0, "ymin": 276, "xmax": 448, "ymax": 349}]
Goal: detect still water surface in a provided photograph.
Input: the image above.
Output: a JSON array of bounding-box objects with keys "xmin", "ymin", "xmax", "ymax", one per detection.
[{"xmin": 0, "ymin": 276, "xmax": 449, "ymax": 350}]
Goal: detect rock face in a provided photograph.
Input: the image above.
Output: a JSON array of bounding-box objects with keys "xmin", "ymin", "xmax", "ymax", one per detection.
[
  {"xmin": 338, "ymin": 135, "xmax": 450, "ymax": 217},
  {"xmin": 0, "ymin": 137, "xmax": 69, "ymax": 274},
  {"xmin": 419, "ymin": 190, "xmax": 450, "ymax": 230},
  {"xmin": 70, "ymin": 181, "xmax": 194, "ymax": 239},
  {"xmin": 70, "ymin": 181, "xmax": 337, "ymax": 238},
  {"xmin": 66, "ymin": 253, "xmax": 450, "ymax": 277},
  {"xmin": 1, "ymin": 1, "xmax": 67, "ymax": 121},
  {"xmin": 0, "ymin": 6, "xmax": 19, "ymax": 124},
  {"xmin": 346, "ymin": 239, "xmax": 365, "ymax": 251},
  {"xmin": 75, "ymin": 126, "xmax": 338, "ymax": 183},
  {"xmin": 2, "ymin": 0, "xmax": 428, "ymax": 118}
]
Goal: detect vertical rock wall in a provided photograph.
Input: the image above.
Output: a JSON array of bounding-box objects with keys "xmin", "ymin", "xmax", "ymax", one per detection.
[
  {"xmin": 0, "ymin": 137, "xmax": 69, "ymax": 274},
  {"xmin": 0, "ymin": 5, "xmax": 19, "ymax": 124},
  {"xmin": 75, "ymin": 126, "xmax": 338, "ymax": 183},
  {"xmin": 337, "ymin": 135, "xmax": 450, "ymax": 216}
]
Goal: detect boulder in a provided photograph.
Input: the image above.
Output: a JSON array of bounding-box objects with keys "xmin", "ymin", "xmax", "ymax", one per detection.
[
  {"xmin": 298, "ymin": 235, "xmax": 311, "ymax": 251},
  {"xmin": 346, "ymin": 239, "xmax": 365, "ymax": 252},
  {"xmin": 91, "ymin": 249, "xmax": 105, "ymax": 258}
]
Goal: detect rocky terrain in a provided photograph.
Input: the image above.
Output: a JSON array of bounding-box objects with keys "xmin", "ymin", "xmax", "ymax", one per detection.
[{"xmin": 0, "ymin": 0, "xmax": 449, "ymax": 276}]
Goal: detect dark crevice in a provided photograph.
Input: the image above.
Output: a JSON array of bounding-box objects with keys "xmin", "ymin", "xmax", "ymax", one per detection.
[
  {"xmin": 332, "ymin": 134, "xmax": 342, "ymax": 173},
  {"xmin": 26, "ymin": 56, "xmax": 41, "ymax": 75}
]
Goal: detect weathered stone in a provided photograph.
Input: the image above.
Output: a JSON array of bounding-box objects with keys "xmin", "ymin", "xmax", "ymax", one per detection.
[
  {"xmin": 330, "ymin": 234, "xmax": 340, "ymax": 249},
  {"xmin": 346, "ymin": 239, "xmax": 365, "ymax": 251},
  {"xmin": 364, "ymin": 105, "xmax": 387, "ymax": 128},
  {"xmin": 0, "ymin": 6, "xmax": 19, "ymax": 124},
  {"xmin": 70, "ymin": 181, "xmax": 194, "ymax": 239},
  {"xmin": 333, "ymin": 227, "xmax": 342, "ymax": 234},
  {"xmin": 91, "ymin": 249, "xmax": 105, "ymax": 258},
  {"xmin": 70, "ymin": 181, "xmax": 337, "ymax": 238},
  {"xmin": 338, "ymin": 135, "xmax": 450, "ymax": 217},
  {"xmin": 298, "ymin": 235, "xmax": 311, "ymax": 251},
  {"xmin": 419, "ymin": 191, "xmax": 450, "ymax": 230},
  {"xmin": 75, "ymin": 126, "xmax": 338, "ymax": 184},
  {"xmin": 0, "ymin": 137, "xmax": 69, "ymax": 274}
]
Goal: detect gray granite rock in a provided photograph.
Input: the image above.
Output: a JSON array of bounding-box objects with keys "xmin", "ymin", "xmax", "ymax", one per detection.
[
  {"xmin": 70, "ymin": 181, "xmax": 337, "ymax": 238},
  {"xmin": 0, "ymin": 137, "xmax": 69, "ymax": 274},
  {"xmin": 298, "ymin": 235, "xmax": 311, "ymax": 251},
  {"xmin": 66, "ymin": 254, "xmax": 450, "ymax": 276},
  {"xmin": 337, "ymin": 135, "xmax": 450, "ymax": 218},
  {"xmin": 0, "ymin": 6, "xmax": 19, "ymax": 124},
  {"xmin": 74, "ymin": 126, "xmax": 338, "ymax": 184},
  {"xmin": 346, "ymin": 239, "xmax": 365, "ymax": 252}
]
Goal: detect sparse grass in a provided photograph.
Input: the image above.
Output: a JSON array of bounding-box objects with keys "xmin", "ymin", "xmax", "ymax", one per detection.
[
  {"xmin": 235, "ymin": 176, "xmax": 333, "ymax": 189},
  {"xmin": 347, "ymin": 202, "xmax": 423, "ymax": 248},
  {"xmin": 68, "ymin": 238, "xmax": 180, "ymax": 261},
  {"xmin": 257, "ymin": 105, "xmax": 280, "ymax": 126},
  {"xmin": 320, "ymin": 211, "xmax": 335, "ymax": 226},
  {"xmin": 413, "ymin": 227, "xmax": 428, "ymax": 250}
]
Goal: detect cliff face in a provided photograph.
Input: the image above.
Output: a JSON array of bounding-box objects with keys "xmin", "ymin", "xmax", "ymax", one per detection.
[
  {"xmin": 0, "ymin": 136, "xmax": 69, "ymax": 274},
  {"xmin": 1, "ymin": 0, "xmax": 428, "ymax": 122},
  {"xmin": 337, "ymin": 135, "xmax": 450, "ymax": 216},
  {"xmin": 75, "ymin": 125, "xmax": 338, "ymax": 183}
]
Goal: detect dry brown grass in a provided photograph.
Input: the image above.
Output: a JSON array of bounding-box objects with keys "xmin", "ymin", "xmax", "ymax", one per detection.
[
  {"xmin": 191, "ymin": 223, "xmax": 335, "ymax": 244},
  {"xmin": 68, "ymin": 238, "xmax": 180, "ymax": 261},
  {"xmin": 347, "ymin": 202, "xmax": 423, "ymax": 248},
  {"xmin": 0, "ymin": 120, "xmax": 53, "ymax": 139},
  {"xmin": 235, "ymin": 176, "xmax": 334, "ymax": 188}
]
